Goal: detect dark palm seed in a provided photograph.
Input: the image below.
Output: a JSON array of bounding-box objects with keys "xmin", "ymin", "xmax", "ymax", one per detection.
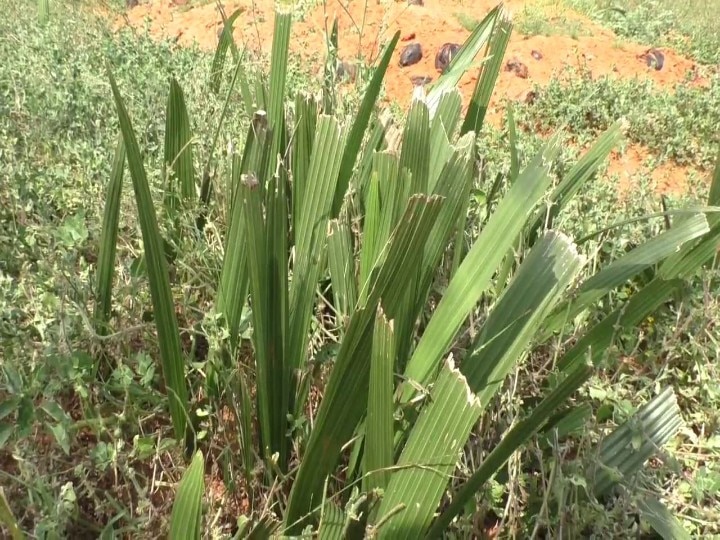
[
  {"xmin": 435, "ymin": 43, "xmax": 460, "ymax": 73},
  {"xmin": 399, "ymin": 43, "xmax": 423, "ymax": 67}
]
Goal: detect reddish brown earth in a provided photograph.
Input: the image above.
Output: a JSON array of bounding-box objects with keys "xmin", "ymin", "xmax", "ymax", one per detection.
[
  {"xmin": 118, "ymin": 0, "xmax": 712, "ymax": 194},
  {"xmin": 606, "ymin": 146, "xmax": 700, "ymax": 195}
]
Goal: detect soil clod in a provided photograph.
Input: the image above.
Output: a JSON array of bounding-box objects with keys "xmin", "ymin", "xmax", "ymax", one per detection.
[
  {"xmin": 120, "ymin": 0, "xmax": 707, "ymax": 119},
  {"xmin": 408, "ymin": 0, "xmax": 424, "ymax": 5},
  {"xmin": 336, "ymin": 61, "xmax": 358, "ymax": 82},
  {"xmin": 435, "ymin": 42, "xmax": 460, "ymax": 73},
  {"xmin": 505, "ymin": 58, "xmax": 529, "ymax": 79},
  {"xmin": 641, "ymin": 48, "xmax": 665, "ymax": 70},
  {"xmin": 517, "ymin": 89, "xmax": 538, "ymax": 104},
  {"xmin": 399, "ymin": 43, "xmax": 423, "ymax": 67},
  {"xmin": 410, "ymin": 75, "xmax": 433, "ymax": 86}
]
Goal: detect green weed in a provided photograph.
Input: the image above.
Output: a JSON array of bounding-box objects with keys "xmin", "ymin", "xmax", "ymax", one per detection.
[
  {"xmin": 515, "ymin": 67, "xmax": 720, "ymax": 170},
  {"xmin": 566, "ymin": 0, "xmax": 720, "ymax": 64},
  {"xmin": 454, "ymin": 11, "xmax": 480, "ymax": 32},
  {"xmin": 1, "ymin": 1, "xmax": 720, "ymax": 538},
  {"xmin": 516, "ymin": 5, "xmax": 592, "ymax": 39}
]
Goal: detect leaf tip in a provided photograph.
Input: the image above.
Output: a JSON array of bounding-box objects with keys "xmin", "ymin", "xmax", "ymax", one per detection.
[{"xmin": 252, "ymin": 110, "xmax": 268, "ymax": 131}]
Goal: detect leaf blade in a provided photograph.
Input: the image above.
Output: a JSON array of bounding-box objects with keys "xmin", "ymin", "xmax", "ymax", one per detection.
[
  {"xmin": 364, "ymin": 306, "xmax": 396, "ymax": 494},
  {"xmin": 376, "ymin": 358, "xmax": 483, "ymax": 539},
  {"xmin": 169, "ymin": 451, "xmax": 205, "ymax": 540},
  {"xmin": 108, "ymin": 69, "xmax": 189, "ymax": 440},
  {"xmin": 164, "ymin": 77, "xmax": 196, "ymax": 216},
  {"xmin": 334, "ymin": 31, "xmax": 401, "ymax": 214},
  {"xmin": 401, "ymin": 138, "xmax": 561, "ymax": 401},
  {"xmin": 285, "ymin": 195, "xmax": 445, "ymax": 530},
  {"xmin": 94, "ymin": 135, "xmax": 125, "ymax": 339}
]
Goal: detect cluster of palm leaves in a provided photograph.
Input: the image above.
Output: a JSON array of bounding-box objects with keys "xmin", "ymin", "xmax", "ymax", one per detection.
[{"xmin": 96, "ymin": 4, "xmax": 720, "ymax": 538}]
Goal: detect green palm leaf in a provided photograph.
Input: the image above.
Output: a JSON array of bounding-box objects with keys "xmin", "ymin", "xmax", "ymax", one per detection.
[{"xmin": 108, "ymin": 70, "xmax": 189, "ymax": 440}]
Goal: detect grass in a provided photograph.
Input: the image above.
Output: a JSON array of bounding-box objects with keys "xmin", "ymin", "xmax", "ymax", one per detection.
[
  {"xmin": 454, "ymin": 11, "xmax": 480, "ymax": 32},
  {"xmin": 514, "ymin": 67, "xmax": 720, "ymax": 170},
  {"xmin": 515, "ymin": 2, "xmax": 593, "ymax": 39},
  {"xmin": 566, "ymin": 0, "xmax": 720, "ymax": 64},
  {"xmin": 0, "ymin": 4, "xmax": 250, "ymax": 536},
  {"xmin": 1, "ymin": 0, "xmax": 720, "ymax": 538}
]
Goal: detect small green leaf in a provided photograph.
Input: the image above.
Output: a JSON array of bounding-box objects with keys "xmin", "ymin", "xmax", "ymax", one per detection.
[
  {"xmin": 133, "ymin": 436, "xmax": 156, "ymax": 461},
  {"xmin": 41, "ymin": 401, "xmax": 70, "ymax": 424},
  {"xmin": 637, "ymin": 496, "xmax": 691, "ymax": 540},
  {"xmin": 170, "ymin": 451, "xmax": 205, "ymax": 540},
  {"xmin": 3, "ymin": 366, "xmax": 22, "ymax": 394},
  {"xmin": 0, "ymin": 487, "xmax": 23, "ymax": 540},
  {"xmin": 48, "ymin": 423, "xmax": 70, "ymax": 455},
  {"xmin": 56, "ymin": 212, "xmax": 89, "ymax": 247},
  {"xmin": 0, "ymin": 398, "xmax": 19, "ymax": 421},
  {"xmin": 17, "ymin": 397, "xmax": 34, "ymax": 432},
  {"xmin": 0, "ymin": 424, "xmax": 13, "ymax": 448}
]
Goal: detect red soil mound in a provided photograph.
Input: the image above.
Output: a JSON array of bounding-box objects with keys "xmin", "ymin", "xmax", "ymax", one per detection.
[
  {"xmin": 121, "ymin": 0, "xmax": 705, "ymax": 106},
  {"xmin": 119, "ymin": 0, "xmax": 709, "ymax": 194}
]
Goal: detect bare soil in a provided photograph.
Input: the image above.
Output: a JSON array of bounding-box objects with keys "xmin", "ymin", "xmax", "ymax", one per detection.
[{"xmin": 119, "ymin": 0, "xmax": 711, "ymax": 194}]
